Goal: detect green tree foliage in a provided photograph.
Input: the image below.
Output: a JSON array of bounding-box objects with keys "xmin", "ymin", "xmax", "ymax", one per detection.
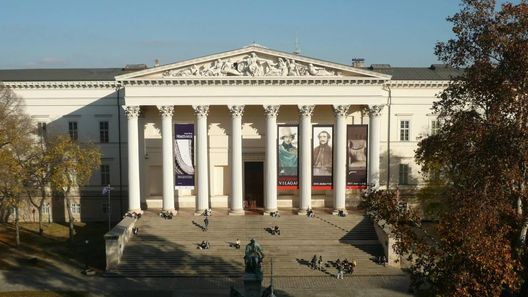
[{"xmin": 363, "ymin": 1, "xmax": 528, "ymax": 296}]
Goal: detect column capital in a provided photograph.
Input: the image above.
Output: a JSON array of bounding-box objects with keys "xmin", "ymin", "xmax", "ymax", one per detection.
[
  {"xmin": 333, "ymin": 105, "xmax": 350, "ymax": 117},
  {"xmin": 192, "ymin": 105, "xmax": 210, "ymax": 117},
  {"xmin": 298, "ymin": 105, "xmax": 315, "ymax": 117},
  {"xmin": 228, "ymin": 105, "xmax": 245, "ymax": 118},
  {"xmin": 263, "ymin": 105, "xmax": 280, "ymax": 118},
  {"xmin": 367, "ymin": 105, "xmax": 384, "ymax": 117},
  {"xmin": 157, "ymin": 105, "xmax": 174, "ymax": 118},
  {"xmin": 123, "ymin": 106, "xmax": 141, "ymax": 119}
]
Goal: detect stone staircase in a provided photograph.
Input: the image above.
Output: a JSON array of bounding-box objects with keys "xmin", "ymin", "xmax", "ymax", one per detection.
[{"xmin": 108, "ymin": 209, "xmax": 404, "ymax": 277}]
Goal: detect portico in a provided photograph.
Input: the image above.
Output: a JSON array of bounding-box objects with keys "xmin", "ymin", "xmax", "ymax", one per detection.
[{"xmin": 117, "ymin": 45, "xmax": 389, "ymax": 215}]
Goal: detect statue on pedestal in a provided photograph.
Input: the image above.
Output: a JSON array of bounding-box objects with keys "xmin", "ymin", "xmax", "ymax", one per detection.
[{"xmin": 244, "ymin": 238, "xmax": 264, "ymax": 275}]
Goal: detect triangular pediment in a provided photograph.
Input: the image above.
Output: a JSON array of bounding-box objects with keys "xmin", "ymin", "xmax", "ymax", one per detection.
[{"xmin": 115, "ymin": 45, "xmax": 391, "ymax": 80}]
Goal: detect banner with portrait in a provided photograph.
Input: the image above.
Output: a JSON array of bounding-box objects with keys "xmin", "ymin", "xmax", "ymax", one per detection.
[
  {"xmin": 346, "ymin": 125, "xmax": 368, "ymax": 189},
  {"xmin": 174, "ymin": 124, "xmax": 195, "ymax": 189},
  {"xmin": 312, "ymin": 125, "xmax": 333, "ymax": 190},
  {"xmin": 277, "ymin": 125, "xmax": 299, "ymax": 189}
]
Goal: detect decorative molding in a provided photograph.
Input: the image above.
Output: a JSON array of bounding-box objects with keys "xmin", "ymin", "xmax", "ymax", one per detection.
[
  {"xmin": 192, "ymin": 105, "xmax": 209, "ymax": 117},
  {"xmin": 228, "ymin": 105, "xmax": 245, "ymax": 118},
  {"xmin": 4, "ymin": 81, "xmax": 118, "ymax": 89},
  {"xmin": 263, "ymin": 105, "xmax": 280, "ymax": 118},
  {"xmin": 116, "ymin": 45, "xmax": 392, "ymax": 80},
  {"xmin": 387, "ymin": 80, "xmax": 451, "ymax": 88},
  {"xmin": 367, "ymin": 105, "xmax": 384, "ymax": 117},
  {"xmin": 118, "ymin": 77, "xmax": 387, "ymax": 87},
  {"xmin": 298, "ymin": 105, "xmax": 315, "ymax": 117},
  {"xmin": 161, "ymin": 52, "xmax": 341, "ymax": 78},
  {"xmin": 333, "ymin": 105, "xmax": 350, "ymax": 117},
  {"xmin": 157, "ymin": 105, "xmax": 174, "ymax": 118},
  {"xmin": 123, "ymin": 106, "xmax": 141, "ymax": 119}
]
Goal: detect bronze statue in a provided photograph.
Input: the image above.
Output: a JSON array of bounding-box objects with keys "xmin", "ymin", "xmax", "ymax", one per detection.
[{"xmin": 244, "ymin": 238, "xmax": 264, "ymax": 274}]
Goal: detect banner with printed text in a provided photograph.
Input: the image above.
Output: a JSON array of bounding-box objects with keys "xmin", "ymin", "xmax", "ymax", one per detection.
[
  {"xmin": 277, "ymin": 125, "xmax": 299, "ymax": 189},
  {"xmin": 312, "ymin": 125, "xmax": 333, "ymax": 190},
  {"xmin": 174, "ymin": 124, "xmax": 195, "ymax": 189},
  {"xmin": 346, "ymin": 125, "xmax": 368, "ymax": 189}
]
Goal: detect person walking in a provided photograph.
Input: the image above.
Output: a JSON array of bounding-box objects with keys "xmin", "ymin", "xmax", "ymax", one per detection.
[{"xmin": 204, "ymin": 216, "xmax": 209, "ymax": 231}]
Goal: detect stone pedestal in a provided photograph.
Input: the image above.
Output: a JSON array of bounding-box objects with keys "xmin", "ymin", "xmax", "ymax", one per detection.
[{"xmin": 243, "ymin": 273, "xmax": 263, "ymax": 297}]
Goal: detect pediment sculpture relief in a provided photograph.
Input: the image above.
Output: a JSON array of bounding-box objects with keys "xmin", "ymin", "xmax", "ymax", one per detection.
[{"xmin": 162, "ymin": 53, "xmax": 339, "ymax": 77}]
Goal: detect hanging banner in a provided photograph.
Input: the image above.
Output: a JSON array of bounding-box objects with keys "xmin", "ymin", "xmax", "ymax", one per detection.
[
  {"xmin": 174, "ymin": 124, "xmax": 195, "ymax": 189},
  {"xmin": 346, "ymin": 125, "xmax": 368, "ymax": 189},
  {"xmin": 312, "ymin": 125, "xmax": 333, "ymax": 190},
  {"xmin": 277, "ymin": 125, "xmax": 299, "ymax": 189}
]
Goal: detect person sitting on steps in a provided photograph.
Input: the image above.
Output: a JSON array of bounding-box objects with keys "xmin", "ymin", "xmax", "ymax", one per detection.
[
  {"xmin": 198, "ymin": 240, "xmax": 210, "ymax": 250},
  {"xmin": 307, "ymin": 208, "xmax": 315, "ymax": 218},
  {"xmin": 273, "ymin": 225, "xmax": 281, "ymax": 235}
]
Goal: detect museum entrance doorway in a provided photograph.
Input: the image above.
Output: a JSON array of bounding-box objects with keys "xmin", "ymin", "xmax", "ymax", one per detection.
[{"xmin": 244, "ymin": 161, "xmax": 264, "ymax": 209}]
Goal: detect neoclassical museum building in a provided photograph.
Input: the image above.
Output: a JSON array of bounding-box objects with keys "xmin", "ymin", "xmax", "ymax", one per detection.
[{"xmin": 0, "ymin": 45, "xmax": 461, "ymax": 222}]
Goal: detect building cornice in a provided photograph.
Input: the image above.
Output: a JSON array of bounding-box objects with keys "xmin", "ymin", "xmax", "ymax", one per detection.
[
  {"xmin": 117, "ymin": 77, "xmax": 389, "ymax": 87},
  {"xmin": 4, "ymin": 81, "xmax": 119, "ymax": 89},
  {"xmin": 387, "ymin": 80, "xmax": 451, "ymax": 88}
]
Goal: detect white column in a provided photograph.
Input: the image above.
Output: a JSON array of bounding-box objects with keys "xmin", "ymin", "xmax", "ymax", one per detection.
[
  {"xmin": 333, "ymin": 105, "xmax": 350, "ymax": 214},
  {"xmin": 158, "ymin": 105, "xmax": 176, "ymax": 215},
  {"xmin": 123, "ymin": 106, "xmax": 141, "ymax": 213},
  {"xmin": 228, "ymin": 105, "xmax": 244, "ymax": 215},
  {"xmin": 298, "ymin": 105, "xmax": 314, "ymax": 214},
  {"xmin": 193, "ymin": 105, "xmax": 210, "ymax": 214},
  {"xmin": 368, "ymin": 105, "xmax": 383, "ymax": 189},
  {"xmin": 263, "ymin": 105, "xmax": 279, "ymax": 214}
]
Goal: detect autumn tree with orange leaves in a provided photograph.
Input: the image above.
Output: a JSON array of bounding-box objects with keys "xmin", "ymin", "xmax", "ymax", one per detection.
[{"xmin": 363, "ymin": 1, "xmax": 528, "ymax": 296}]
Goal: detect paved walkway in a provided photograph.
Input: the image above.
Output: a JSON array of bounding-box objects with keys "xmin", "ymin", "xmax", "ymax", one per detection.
[{"xmin": 0, "ymin": 267, "xmax": 411, "ymax": 296}]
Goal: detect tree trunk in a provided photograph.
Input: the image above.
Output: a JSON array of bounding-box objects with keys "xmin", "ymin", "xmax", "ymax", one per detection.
[
  {"xmin": 37, "ymin": 206, "xmax": 43, "ymax": 235},
  {"xmin": 519, "ymin": 217, "xmax": 528, "ymax": 246},
  {"xmin": 65, "ymin": 195, "xmax": 76, "ymax": 244},
  {"xmin": 15, "ymin": 205, "xmax": 20, "ymax": 247}
]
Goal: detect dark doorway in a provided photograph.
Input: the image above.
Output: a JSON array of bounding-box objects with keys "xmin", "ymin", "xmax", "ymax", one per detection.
[{"xmin": 244, "ymin": 162, "xmax": 264, "ymax": 209}]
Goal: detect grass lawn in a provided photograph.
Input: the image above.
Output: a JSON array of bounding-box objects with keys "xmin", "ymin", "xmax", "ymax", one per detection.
[{"xmin": 0, "ymin": 221, "xmax": 108, "ymax": 271}]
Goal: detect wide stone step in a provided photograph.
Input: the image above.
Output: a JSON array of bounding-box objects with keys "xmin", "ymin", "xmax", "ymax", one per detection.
[{"xmin": 109, "ymin": 210, "xmax": 399, "ymax": 278}]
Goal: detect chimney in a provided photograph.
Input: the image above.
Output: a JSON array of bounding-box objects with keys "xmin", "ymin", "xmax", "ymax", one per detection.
[
  {"xmin": 154, "ymin": 59, "xmax": 160, "ymax": 67},
  {"xmin": 352, "ymin": 58, "xmax": 365, "ymax": 68}
]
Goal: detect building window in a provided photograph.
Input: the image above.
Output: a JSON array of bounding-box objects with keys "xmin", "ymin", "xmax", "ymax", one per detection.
[
  {"xmin": 399, "ymin": 164, "xmax": 410, "ymax": 185},
  {"xmin": 431, "ymin": 120, "xmax": 440, "ymax": 135},
  {"xmin": 99, "ymin": 121, "xmax": 109, "ymax": 143},
  {"xmin": 68, "ymin": 121, "xmax": 78, "ymax": 141},
  {"xmin": 100, "ymin": 164, "xmax": 110, "ymax": 186},
  {"xmin": 71, "ymin": 203, "xmax": 81, "ymax": 214},
  {"xmin": 42, "ymin": 203, "xmax": 50, "ymax": 214},
  {"xmin": 37, "ymin": 122, "xmax": 47, "ymax": 140},
  {"xmin": 400, "ymin": 120, "xmax": 410, "ymax": 141}
]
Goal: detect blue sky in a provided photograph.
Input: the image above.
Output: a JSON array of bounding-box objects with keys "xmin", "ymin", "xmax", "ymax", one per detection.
[{"xmin": 0, "ymin": 0, "xmax": 464, "ymax": 69}]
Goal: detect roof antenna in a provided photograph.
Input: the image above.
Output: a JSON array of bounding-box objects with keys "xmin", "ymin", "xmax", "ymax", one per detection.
[{"xmin": 293, "ymin": 35, "xmax": 301, "ymax": 55}]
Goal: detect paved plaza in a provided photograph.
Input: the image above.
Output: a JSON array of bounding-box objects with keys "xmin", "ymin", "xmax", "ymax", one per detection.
[{"xmin": 0, "ymin": 209, "xmax": 411, "ymax": 296}]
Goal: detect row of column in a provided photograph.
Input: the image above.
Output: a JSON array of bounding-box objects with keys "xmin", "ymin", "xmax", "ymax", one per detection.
[{"xmin": 123, "ymin": 104, "xmax": 383, "ymax": 215}]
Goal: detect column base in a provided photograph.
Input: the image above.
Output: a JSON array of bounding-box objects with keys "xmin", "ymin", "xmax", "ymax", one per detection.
[
  {"xmin": 228, "ymin": 209, "xmax": 245, "ymax": 216},
  {"xmin": 127, "ymin": 209, "xmax": 143, "ymax": 215},
  {"xmin": 194, "ymin": 210, "xmax": 205, "ymax": 216},
  {"xmin": 332, "ymin": 209, "xmax": 348, "ymax": 216},
  {"xmin": 263, "ymin": 209, "xmax": 278, "ymax": 216},
  {"xmin": 297, "ymin": 209, "xmax": 308, "ymax": 215},
  {"xmin": 162, "ymin": 209, "xmax": 178, "ymax": 215}
]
